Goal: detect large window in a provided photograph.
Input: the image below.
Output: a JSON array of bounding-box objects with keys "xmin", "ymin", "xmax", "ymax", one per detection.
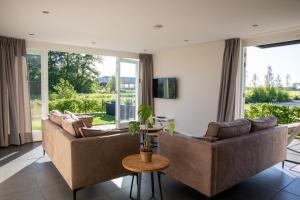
[
  {"xmin": 47, "ymin": 51, "xmax": 138, "ymax": 128},
  {"xmin": 244, "ymin": 43, "xmax": 300, "ymax": 125}
]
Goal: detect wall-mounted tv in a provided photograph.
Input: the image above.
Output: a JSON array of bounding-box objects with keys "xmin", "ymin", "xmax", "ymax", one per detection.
[{"xmin": 153, "ymin": 78, "xmax": 177, "ymax": 99}]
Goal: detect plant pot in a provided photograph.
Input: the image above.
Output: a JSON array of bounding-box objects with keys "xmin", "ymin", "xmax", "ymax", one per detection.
[{"xmin": 140, "ymin": 150, "xmax": 153, "ymax": 163}]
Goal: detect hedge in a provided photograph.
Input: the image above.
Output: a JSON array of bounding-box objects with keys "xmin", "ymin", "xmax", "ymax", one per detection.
[
  {"xmin": 49, "ymin": 98, "xmax": 109, "ymax": 114},
  {"xmin": 245, "ymin": 103, "xmax": 300, "ymax": 124}
]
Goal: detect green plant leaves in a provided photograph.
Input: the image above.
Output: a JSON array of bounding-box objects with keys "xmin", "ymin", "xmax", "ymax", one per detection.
[
  {"xmin": 167, "ymin": 122, "xmax": 175, "ymax": 136},
  {"xmin": 128, "ymin": 121, "xmax": 140, "ymax": 135}
]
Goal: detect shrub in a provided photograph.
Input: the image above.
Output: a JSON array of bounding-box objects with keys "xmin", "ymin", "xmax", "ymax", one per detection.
[
  {"xmin": 49, "ymin": 98, "xmax": 105, "ymax": 114},
  {"xmin": 245, "ymin": 103, "xmax": 300, "ymax": 124},
  {"xmin": 245, "ymin": 86, "xmax": 291, "ymax": 103}
]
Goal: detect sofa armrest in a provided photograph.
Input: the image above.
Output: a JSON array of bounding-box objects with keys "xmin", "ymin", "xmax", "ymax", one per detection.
[
  {"xmin": 70, "ymin": 133, "xmax": 139, "ymax": 189},
  {"xmin": 158, "ymin": 133, "xmax": 215, "ymax": 197},
  {"xmin": 42, "ymin": 119, "xmax": 75, "ymax": 188}
]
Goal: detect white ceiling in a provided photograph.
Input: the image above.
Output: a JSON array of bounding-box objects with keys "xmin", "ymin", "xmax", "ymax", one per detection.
[{"xmin": 1, "ymin": 0, "xmax": 300, "ymax": 53}]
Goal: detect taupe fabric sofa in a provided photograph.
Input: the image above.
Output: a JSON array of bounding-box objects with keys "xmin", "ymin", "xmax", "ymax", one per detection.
[
  {"xmin": 158, "ymin": 118, "xmax": 288, "ymax": 197},
  {"xmin": 42, "ymin": 119, "xmax": 139, "ymax": 198}
]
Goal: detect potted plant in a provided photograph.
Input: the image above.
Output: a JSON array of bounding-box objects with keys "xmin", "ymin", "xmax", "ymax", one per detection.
[{"xmin": 129, "ymin": 104, "xmax": 175, "ymax": 162}]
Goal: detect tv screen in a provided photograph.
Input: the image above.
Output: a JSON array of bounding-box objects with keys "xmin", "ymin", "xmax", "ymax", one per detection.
[{"xmin": 153, "ymin": 78, "xmax": 177, "ymax": 99}]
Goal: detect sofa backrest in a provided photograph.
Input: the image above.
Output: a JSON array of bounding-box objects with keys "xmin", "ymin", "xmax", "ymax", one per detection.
[{"xmin": 210, "ymin": 125, "xmax": 287, "ymax": 195}]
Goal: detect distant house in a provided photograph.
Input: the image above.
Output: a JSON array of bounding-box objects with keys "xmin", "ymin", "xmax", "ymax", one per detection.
[{"xmin": 99, "ymin": 76, "xmax": 136, "ymax": 88}]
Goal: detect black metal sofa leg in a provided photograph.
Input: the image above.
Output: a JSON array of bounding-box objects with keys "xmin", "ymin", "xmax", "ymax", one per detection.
[{"xmin": 73, "ymin": 188, "xmax": 83, "ymax": 200}]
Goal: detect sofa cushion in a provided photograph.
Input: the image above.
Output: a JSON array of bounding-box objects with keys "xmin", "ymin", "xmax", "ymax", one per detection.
[
  {"xmin": 205, "ymin": 119, "xmax": 251, "ymax": 140},
  {"xmin": 193, "ymin": 136, "xmax": 218, "ymax": 142},
  {"xmin": 61, "ymin": 116, "xmax": 85, "ymax": 138},
  {"xmin": 79, "ymin": 127, "xmax": 122, "ymax": 138},
  {"xmin": 248, "ymin": 116, "xmax": 278, "ymax": 132},
  {"xmin": 49, "ymin": 110, "xmax": 65, "ymax": 126}
]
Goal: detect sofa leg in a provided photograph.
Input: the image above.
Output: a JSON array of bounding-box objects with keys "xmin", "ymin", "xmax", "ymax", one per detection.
[
  {"xmin": 73, "ymin": 188, "xmax": 83, "ymax": 200},
  {"xmin": 43, "ymin": 149, "xmax": 45, "ymax": 156},
  {"xmin": 73, "ymin": 190, "xmax": 77, "ymax": 200},
  {"xmin": 282, "ymin": 161, "xmax": 285, "ymax": 169}
]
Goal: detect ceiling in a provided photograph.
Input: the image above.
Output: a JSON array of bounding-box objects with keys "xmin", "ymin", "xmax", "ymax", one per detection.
[{"xmin": 1, "ymin": 0, "xmax": 300, "ymax": 53}]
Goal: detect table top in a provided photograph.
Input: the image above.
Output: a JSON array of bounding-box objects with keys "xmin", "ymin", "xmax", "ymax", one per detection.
[
  {"xmin": 139, "ymin": 125, "xmax": 163, "ymax": 132},
  {"xmin": 122, "ymin": 154, "xmax": 170, "ymax": 173}
]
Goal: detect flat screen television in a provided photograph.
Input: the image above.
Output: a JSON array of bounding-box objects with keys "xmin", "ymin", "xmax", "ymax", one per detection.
[{"xmin": 153, "ymin": 78, "xmax": 177, "ymax": 99}]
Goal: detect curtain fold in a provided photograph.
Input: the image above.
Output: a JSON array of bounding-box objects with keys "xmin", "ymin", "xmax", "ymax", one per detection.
[
  {"xmin": 217, "ymin": 38, "xmax": 241, "ymax": 122},
  {"xmin": 0, "ymin": 36, "xmax": 32, "ymax": 147},
  {"xmin": 139, "ymin": 54, "xmax": 154, "ymax": 110}
]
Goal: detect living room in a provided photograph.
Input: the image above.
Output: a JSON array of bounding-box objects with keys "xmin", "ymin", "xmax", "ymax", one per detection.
[{"xmin": 1, "ymin": 0, "xmax": 300, "ymax": 200}]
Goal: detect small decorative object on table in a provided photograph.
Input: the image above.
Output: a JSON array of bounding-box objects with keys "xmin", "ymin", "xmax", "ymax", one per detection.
[{"xmin": 129, "ymin": 104, "xmax": 175, "ymax": 162}]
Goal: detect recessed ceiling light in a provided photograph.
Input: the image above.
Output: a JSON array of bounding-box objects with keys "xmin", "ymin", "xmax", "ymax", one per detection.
[
  {"xmin": 91, "ymin": 41, "xmax": 96, "ymax": 44},
  {"xmin": 252, "ymin": 24, "xmax": 259, "ymax": 27},
  {"xmin": 184, "ymin": 40, "xmax": 189, "ymax": 42},
  {"xmin": 42, "ymin": 10, "xmax": 50, "ymax": 14},
  {"xmin": 29, "ymin": 33, "xmax": 35, "ymax": 36},
  {"xmin": 153, "ymin": 24, "xmax": 163, "ymax": 29}
]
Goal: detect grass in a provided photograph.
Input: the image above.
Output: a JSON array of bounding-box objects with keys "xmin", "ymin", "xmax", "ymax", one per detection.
[
  {"xmin": 288, "ymin": 90, "xmax": 300, "ymax": 99},
  {"xmin": 93, "ymin": 113, "xmax": 115, "ymax": 125}
]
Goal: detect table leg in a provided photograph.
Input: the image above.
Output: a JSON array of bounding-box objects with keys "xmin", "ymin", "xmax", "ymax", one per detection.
[
  {"xmin": 158, "ymin": 172, "xmax": 163, "ymax": 200},
  {"xmin": 137, "ymin": 173, "xmax": 142, "ymax": 200},
  {"xmin": 129, "ymin": 174, "xmax": 134, "ymax": 199},
  {"xmin": 151, "ymin": 172, "xmax": 155, "ymax": 198}
]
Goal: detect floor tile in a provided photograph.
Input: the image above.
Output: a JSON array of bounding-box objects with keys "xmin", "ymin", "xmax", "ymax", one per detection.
[
  {"xmin": 283, "ymin": 179, "xmax": 300, "ymax": 196},
  {"xmin": 272, "ymin": 191, "xmax": 300, "ymax": 200}
]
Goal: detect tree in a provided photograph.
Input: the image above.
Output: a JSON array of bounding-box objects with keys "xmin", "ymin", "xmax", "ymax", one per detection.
[
  {"xmin": 106, "ymin": 76, "xmax": 115, "ymax": 93},
  {"xmin": 286, "ymin": 74, "xmax": 291, "ymax": 88},
  {"xmin": 251, "ymin": 73, "xmax": 258, "ymax": 87},
  {"xmin": 275, "ymin": 74, "xmax": 282, "ymax": 88},
  {"xmin": 28, "ymin": 54, "xmax": 41, "ymax": 82},
  {"xmin": 50, "ymin": 78, "xmax": 76, "ymax": 99},
  {"xmin": 48, "ymin": 51, "xmax": 102, "ymax": 93},
  {"xmin": 264, "ymin": 65, "xmax": 274, "ymax": 88}
]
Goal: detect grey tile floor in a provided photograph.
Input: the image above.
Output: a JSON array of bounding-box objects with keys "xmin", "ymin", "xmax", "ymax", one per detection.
[{"xmin": 1, "ymin": 142, "xmax": 300, "ymax": 200}]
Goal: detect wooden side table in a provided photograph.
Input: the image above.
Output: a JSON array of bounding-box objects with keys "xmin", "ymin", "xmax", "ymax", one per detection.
[{"xmin": 122, "ymin": 154, "xmax": 170, "ymax": 200}]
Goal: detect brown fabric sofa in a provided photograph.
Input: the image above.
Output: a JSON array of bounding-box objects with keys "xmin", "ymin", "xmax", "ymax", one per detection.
[
  {"xmin": 158, "ymin": 121, "xmax": 288, "ymax": 197},
  {"xmin": 42, "ymin": 119, "xmax": 139, "ymax": 198}
]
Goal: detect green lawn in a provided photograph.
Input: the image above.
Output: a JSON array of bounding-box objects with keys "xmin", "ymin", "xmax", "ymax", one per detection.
[
  {"xmin": 289, "ymin": 90, "xmax": 300, "ymax": 99},
  {"xmin": 32, "ymin": 113, "xmax": 115, "ymax": 130},
  {"xmin": 92, "ymin": 113, "xmax": 115, "ymax": 125}
]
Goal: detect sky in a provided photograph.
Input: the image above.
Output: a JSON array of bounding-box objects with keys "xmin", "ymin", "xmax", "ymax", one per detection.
[
  {"xmin": 245, "ymin": 44, "xmax": 300, "ymax": 87},
  {"xmin": 94, "ymin": 56, "xmax": 136, "ymax": 78}
]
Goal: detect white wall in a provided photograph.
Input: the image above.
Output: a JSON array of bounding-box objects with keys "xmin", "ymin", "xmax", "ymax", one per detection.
[{"xmin": 153, "ymin": 41, "xmax": 225, "ymax": 136}]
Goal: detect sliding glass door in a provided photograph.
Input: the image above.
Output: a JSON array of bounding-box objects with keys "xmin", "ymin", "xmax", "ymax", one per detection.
[
  {"xmin": 27, "ymin": 50, "xmax": 46, "ymax": 141},
  {"xmin": 116, "ymin": 58, "xmax": 139, "ymax": 128}
]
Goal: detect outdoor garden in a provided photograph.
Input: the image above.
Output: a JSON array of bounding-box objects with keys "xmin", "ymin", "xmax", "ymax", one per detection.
[
  {"xmin": 29, "ymin": 51, "xmax": 135, "ymax": 130},
  {"xmin": 245, "ymin": 66, "xmax": 300, "ymax": 138}
]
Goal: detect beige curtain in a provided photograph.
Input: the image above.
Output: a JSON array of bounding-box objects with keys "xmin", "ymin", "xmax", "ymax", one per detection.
[
  {"xmin": 0, "ymin": 36, "xmax": 32, "ymax": 147},
  {"xmin": 217, "ymin": 38, "xmax": 241, "ymax": 122},
  {"xmin": 139, "ymin": 54, "xmax": 154, "ymax": 110}
]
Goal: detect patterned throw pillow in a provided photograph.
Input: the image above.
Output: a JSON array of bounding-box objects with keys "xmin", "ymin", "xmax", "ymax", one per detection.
[
  {"xmin": 64, "ymin": 110, "xmax": 79, "ymax": 120},
  {"xmin": 61, "ymin": 115, "xmax": 85, "ymax": 138}
]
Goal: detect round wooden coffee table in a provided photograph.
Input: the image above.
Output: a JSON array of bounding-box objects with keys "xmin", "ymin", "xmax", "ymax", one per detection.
[{"xmin": 122, "ymin": 154, "xmax": 170, "ymax": 200}]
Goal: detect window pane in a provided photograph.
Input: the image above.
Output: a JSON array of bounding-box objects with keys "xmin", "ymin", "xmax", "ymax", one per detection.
[{"xmin": 27, "ymin": 54, "xmax": 42, "ymax": 130}]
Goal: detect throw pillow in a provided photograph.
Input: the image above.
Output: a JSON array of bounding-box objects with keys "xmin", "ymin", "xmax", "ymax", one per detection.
[
  {"xmin": 61, "ymin": 116, "xmax": 85, "ymax": 138},
  {"xmin": 248, "ymin": 116, "xmax": 278, "ymax": 132},
  {"xmin": 49, "ymin": 110, "xmax": 65, "ymax": 126},
  {"xmin": 205, "ymin": 119, "xmax": 251, "ymax": 140},
  {"xmin": 64, "ymin": 110, "xmax": 79, "ymax": 120}
]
